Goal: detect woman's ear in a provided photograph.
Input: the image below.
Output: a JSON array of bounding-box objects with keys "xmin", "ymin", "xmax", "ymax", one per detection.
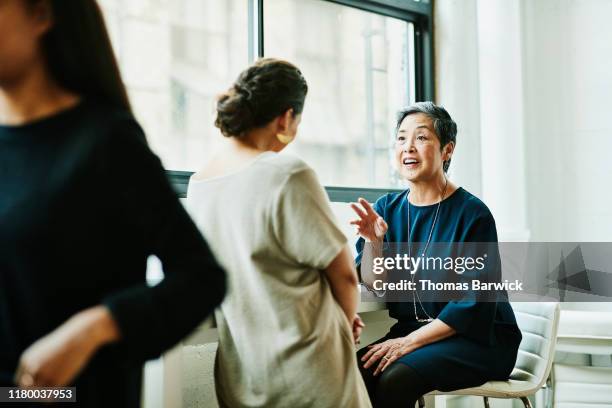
[
  {"xmin": 29, "ymin": 0, "xmax": 54, "ymax": 36},
  {"xmin": 276, "ymin": 108, "xmax": 294, "ymax": 133},
  {"xmin": 443, "ymin": 142, "xmax": 455, "ymax": 162}
]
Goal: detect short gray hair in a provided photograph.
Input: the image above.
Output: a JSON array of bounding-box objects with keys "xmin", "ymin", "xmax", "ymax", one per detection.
[{"xmin": 396, "ymin": 102, "xmax": 457, "ymax": 172}]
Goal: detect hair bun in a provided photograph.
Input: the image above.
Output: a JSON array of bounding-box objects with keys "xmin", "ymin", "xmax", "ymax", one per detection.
[
  {"xmin": 215, "ymin": 87, "xmax": 255, "ymax": 138},
  {"xmin": 214, "ymin": 58, "xmax": 308, "ymax": 138},
  {"xmin": 233, "ymin": 82, "xmax": 252, "ymax": 101}
]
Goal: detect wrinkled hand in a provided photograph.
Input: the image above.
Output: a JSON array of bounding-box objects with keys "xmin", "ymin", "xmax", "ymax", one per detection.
[
  {"xmin": 15, "ymin": 306, "xmax": 119, "ymax": 387},
  {"xmin": 352, "ymin": 314, "xmax": 365, "ymax": 344},
  {"xmin": 360, "ymin": 335, "xmax": 419, "ymax": 376},
  {"xmin": 350, "ymin": 198, "xmax": 388, "ymax": 242}
]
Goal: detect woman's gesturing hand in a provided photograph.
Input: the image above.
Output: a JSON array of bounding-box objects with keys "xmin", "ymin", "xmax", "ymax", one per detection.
[
  {"xmin": 360, "ymin": 335, "xmax": 420, "ymax": 376},
  {"xmin": 350, "ymin": 198, "xmax": 388, "ymax": 242},
  {"xmin": 14, "ymin": 306, "xmax": 120, "ymax": 387}
]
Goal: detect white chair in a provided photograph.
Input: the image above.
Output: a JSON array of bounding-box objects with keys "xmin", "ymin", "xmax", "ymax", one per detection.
[
  {"xmin": 419, "ymin": 302, "xmax": 560, "ymax": 408},
  {"xmin": 553, "ymin": 308, "xmax": 612, "ymax": 408}
]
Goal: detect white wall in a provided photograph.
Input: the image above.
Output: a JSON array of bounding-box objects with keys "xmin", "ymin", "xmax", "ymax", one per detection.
[
  {"xmin": 521, "ymin": 0, "xmax": 612, "ymax": 241},
  {"xmin": 436, "ymin": 0, "xmax": 612, "ymax": 242}
]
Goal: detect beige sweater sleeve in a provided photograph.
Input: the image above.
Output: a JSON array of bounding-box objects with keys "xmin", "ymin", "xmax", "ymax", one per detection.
[{"xmin": 272, "ymin": 167, "xmax": 347, "ymax": 270}]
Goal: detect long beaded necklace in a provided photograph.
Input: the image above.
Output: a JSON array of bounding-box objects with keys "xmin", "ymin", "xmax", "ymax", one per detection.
[{"xmin": 407, "ymin": 176, "xmax": 448, "ymax": 323}]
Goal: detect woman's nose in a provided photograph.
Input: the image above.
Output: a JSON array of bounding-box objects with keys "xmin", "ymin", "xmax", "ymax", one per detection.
[{"xmin": 403, "ymin": 143, "xmax": 415, "ymax": 153}]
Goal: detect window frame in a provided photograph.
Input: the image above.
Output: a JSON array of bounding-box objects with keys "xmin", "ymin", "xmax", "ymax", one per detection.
[
  {"xmin": 169, "ymin": 170, "xmax": 402, "ymax": 202},
  {"xmin": 167, "ymin": 0, "xmax": 432, "ymax": 202}
]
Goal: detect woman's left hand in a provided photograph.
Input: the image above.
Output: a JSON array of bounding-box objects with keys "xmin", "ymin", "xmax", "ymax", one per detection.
[
  {"xmin": 14, "ymin": 306, "xmax": 120, "ymax": 387},
  {"xmin": 352, "ymin": 314, "xmax": 365, "ymax": 345},
  {"xmin": 361, "ymin": 335, "xmax": 420, "ymax": 376}
]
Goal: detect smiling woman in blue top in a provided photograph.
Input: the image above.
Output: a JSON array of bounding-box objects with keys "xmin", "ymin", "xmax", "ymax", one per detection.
[{"xmin": 350, "ymin": 102, "xmax": 522, "ymax": 407}]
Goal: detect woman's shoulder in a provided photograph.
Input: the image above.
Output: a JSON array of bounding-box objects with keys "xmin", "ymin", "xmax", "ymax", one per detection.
[
  {"xmin": 86, "ymin": 101, "xmax": 141, "ymax": 133},
  {"xmin": 257, "ymin": 152, "xmax": 310, "ymax": 173},
  {"xmin": 258, "ymin": 154, "xmax": 329, "ymax": 211},
  {"xmin": 456, "ymin": 187, "xmax": 491, "ymax": 214},
  {"xmin": 75, "ymin": 102, "xmax": 159, "ymax": 176},
  {"xmin": 253, "ymin": 152, "xmax": 318, "ymax": 186},
  {"xmin": 61, "ymin": 100, "xmax": 144, "ymax": 149},
  {"xmin": 373, "ymin": 189, "xmax": 408, "ymax": 212},
  {"xmin": 453, "ymin": 188, "xmax": 494, "ymax": 220}
]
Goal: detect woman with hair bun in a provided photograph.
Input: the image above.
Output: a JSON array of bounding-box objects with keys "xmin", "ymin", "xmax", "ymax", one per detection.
[{"xmin": 187, "ymin": 58, "xmax": 371, "ymax": 408}]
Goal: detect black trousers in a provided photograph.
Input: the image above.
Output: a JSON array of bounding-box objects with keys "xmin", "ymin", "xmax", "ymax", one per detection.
[{"xmin": 357, "ymin": 340, "xmax": 435, "ymax": 408}]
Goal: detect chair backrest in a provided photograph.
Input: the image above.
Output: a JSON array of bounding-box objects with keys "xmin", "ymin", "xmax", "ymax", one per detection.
[{"xmin": 511, "ymin": 302, "xmax": 560, "ymax": 389}]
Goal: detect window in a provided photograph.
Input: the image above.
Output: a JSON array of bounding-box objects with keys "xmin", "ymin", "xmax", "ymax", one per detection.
[
  {"xmin": 99, "ymin": 0, "xmax": 249, "ymax": 171},
  {"xmin": 99, "ymin": 0, "xmax": 433, "ymax": 198},
  {"xmin": 265, "ymin": 0, "xmax": 415, "ymax": 187}
]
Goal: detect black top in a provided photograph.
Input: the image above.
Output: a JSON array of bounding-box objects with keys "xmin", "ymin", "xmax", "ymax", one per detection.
[{"xmin": 0, "ymin": 100, "xmax": 226, "ymax": 406}]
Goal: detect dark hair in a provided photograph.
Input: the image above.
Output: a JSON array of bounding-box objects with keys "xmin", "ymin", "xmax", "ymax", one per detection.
[
  {"xmin": 396, "ymin": 102, "xmax": 457, "ymax": 172},
  {"xmin": 28, "ymin": 0, "xmax": 131, "ymax": 112},
  {"xmin": 215, "ymin": 58, "xmax": 308, "ymax": 138}
]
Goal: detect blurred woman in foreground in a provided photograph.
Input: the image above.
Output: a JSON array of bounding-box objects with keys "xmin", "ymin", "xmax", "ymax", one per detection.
[{"xmin": 0, "ymin": 1, "xmax": 225, "ymax": 405}]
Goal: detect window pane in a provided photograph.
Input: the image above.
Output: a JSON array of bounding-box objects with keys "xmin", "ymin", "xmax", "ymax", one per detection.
[
  {"xmin": 99, "ymin": 0, "xmax": 249, "ymax": 170},
  {"xmin": 264, "ymin": 0, "xmax": 415, "ymax": 187}
]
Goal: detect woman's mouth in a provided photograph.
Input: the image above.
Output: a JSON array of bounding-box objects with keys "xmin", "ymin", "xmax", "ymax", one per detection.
[{"xmin": 402, "ymin": 158, "xmax": 419, "ymax": 168}]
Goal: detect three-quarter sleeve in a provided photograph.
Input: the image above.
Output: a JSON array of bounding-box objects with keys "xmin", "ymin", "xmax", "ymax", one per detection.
[
  {"xmin": 436, "ymin": 211, "xmax": 500, "ymax": 345},
  {"xmin": 271, "ymin": 167, "xmax": 347, "ymax": 270},
  {"xmin": 100, "ymin": 117, "xmax": 226, "ymax": 361},
  {"xmin": 355, "ymin": 194, "xmax": 388, "ymax": 272}
]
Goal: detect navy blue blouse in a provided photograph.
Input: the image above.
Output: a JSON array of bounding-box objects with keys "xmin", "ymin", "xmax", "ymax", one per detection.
[{"xmin": 356, "ymin": 187, "xmax": 521, "ymax": 346}]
